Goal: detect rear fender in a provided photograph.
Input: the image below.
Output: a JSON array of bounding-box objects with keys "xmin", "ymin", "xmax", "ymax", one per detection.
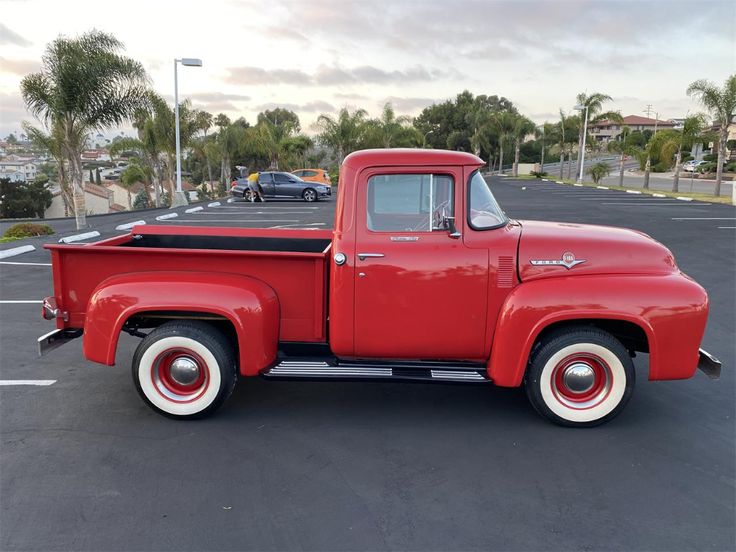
[
  {"xmin": 84, "ymin": 271, "xmax": 279, "ymax": 376},
  {"xmin": 488, "ymin": 274, "xmax": 708, "ymax": 387}
]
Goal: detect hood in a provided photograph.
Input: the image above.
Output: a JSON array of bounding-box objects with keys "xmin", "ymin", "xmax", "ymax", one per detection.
[{"xmin": 517, "ymin": 220, "xmax": 677, "ymax": 282}]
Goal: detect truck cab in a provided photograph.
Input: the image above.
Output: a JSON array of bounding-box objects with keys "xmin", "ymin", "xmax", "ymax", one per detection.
[{"xmin": 40, "ymin": 149, "xmax": 721, "ymax": 426}]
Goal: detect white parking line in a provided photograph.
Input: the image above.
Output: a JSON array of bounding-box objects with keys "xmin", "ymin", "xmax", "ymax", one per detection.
[
  {"xmin": 58, "ymin": 231, "xmax": 100, "ymax": 243},
  {"xmin": 718, "ymin": 226, "xmax": 736, "ymax": 229},
  {"xmin": 0, "ymin": 380, "xmax": 56, "ymax": 386},
  {"xmin": 115, "ymin": 220, "xmax": 146, "ymax": 231},
  {"xmin": 192, "ymin": 210, "xmax": 315, "ymax": 215},
  {"xmin": 0, "ymin": 245, "xmax": 36, "ymax": 259},
  {"xmin": 0, "ymin": 261, "xmax": 51, "ymax": 266},
  {"xmin": 602, "ymin": 202, "xmax": 709, "ymax": 206},
  {"xmin": 671, "ymin": 217, "xmax": 736, "ymax": 220},
  {"xmin": 0, "ymin": 300, "xmax": 43, "ymax": 304}
]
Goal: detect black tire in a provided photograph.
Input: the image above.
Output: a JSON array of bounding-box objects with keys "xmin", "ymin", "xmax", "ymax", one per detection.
[
  {"xmin": 303, "ymin": 188, "xmax": 318, "ymax": 202},
  {"xmin": 524, "ymin": 326, "xmax": 635, "ymax": 427},
  {"xmin": 243, "ymin": 190, "xmax": 252, "ymax": 201},
  {"xmin": 132, "ymin": 321, "xmax": 237, "ymax": 420}
]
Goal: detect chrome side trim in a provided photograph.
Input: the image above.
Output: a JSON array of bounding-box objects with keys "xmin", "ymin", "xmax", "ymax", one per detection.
[{"xmin": 431, "ymin": 370, "xmax": 486, "ymax": 380}]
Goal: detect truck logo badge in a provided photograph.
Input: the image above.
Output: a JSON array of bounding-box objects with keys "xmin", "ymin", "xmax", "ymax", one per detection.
[{"xmin": 530, "ymin": 251, "xmax": 586, "ymax": 270}]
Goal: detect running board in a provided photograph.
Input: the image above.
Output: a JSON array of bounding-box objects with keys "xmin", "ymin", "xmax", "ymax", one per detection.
[{"xmin": 262, "ymin": 360, "xmax": 490, "ymax": 383}]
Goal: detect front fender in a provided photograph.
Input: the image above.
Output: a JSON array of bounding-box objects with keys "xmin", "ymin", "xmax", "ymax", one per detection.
[
  {"xmin": 488, "ymin": 273, "xmax": 709, "ymax": 387},
  {"xmin": 84, "ymin": 271, "xmax": 279, "ymax": 376}
]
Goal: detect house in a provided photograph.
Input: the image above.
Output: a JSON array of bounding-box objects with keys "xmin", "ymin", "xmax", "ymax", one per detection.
[
  {"xmin": 44, "ymin": 182, "xmax": 117, "ymax": 218},
  {"xmin": 106, "ymin": 180, "xmax": 146, "ymax": 209},
  {"xmin": 0, "ymin": 160, "xmax": 37, "ymax": 182},
  {"xmin": 589, "ymin": 115, "xmax": 677, "ymax": 143}
]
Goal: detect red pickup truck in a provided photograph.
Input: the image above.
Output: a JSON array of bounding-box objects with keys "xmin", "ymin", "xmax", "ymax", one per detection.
[{"xmin": 39, "ymin": 149, "xmax": 721, "ymax": 426}]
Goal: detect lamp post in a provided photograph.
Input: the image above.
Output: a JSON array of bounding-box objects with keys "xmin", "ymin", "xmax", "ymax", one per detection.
[
  {"xmin": 538, "ymin": 124, "xmax": 546, "ymax": 173},
  {"xmin": 574, "ymin": 103, "xmax": 589, "ymax": 183},
  {"xmin": 172, "ymin": 57, "xmax": 202, "ymax": 207},
  {"xmin": 423, "ymin": 129, "xmax": 434, "ymax": 148}
]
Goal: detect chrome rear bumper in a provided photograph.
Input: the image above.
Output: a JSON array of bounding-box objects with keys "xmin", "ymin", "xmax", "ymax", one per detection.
[
  {"xmin": 697, "ymin": 348, "xmax": 721, "ymax": 380},
  {"xmin": 37, "ymin": 328, "xmax": 83, "ymax": 357}
]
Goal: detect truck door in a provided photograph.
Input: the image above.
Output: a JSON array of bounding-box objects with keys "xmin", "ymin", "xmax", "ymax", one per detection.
[{"xmin": 353, "ymin": 167, "xmax": 489, "ymax": 359}]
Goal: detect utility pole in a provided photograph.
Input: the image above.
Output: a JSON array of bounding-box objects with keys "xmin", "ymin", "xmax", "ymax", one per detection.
[{"xmin": 644, "ymin": 104, "xmax": 653, "ymax": 119}]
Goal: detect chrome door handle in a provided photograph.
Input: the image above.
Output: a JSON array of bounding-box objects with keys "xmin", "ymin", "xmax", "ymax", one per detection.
[{"xmin": 357, "ymin": 253, "xmax": 385, "ymax": 261}]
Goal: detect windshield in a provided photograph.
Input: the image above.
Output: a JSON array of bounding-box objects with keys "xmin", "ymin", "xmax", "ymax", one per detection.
[{"xmin": 468, "ymin": 170, "xmax": 507, "ymax": 229}]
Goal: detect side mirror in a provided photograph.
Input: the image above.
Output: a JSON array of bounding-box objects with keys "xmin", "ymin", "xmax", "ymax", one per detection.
[{"xmin": 443, "ymin": 216, "xmax": 461, "ymax": 239}]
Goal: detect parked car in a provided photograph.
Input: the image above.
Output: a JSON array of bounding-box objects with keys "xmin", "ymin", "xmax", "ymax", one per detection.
[
  {"xmin": 291, "ymin": 168, "xmax": 332, "ymax": 186},
  {"xmin": 231, "ymin": 171, "xmax": 331, "ymax": 202},
  {"xmin": 40, "ymin": 149, "xmax": 720, "ymax": 426},
  {"xmin": 682, "ymin": 160, "xmax": 706, "ymax": 172}
]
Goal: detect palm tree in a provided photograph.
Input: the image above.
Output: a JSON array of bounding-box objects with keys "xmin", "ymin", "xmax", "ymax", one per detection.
[
  {"xmin": 195, "ymin": 110, "xmax": 214, "ymax": 188},
  {"xmin": 557, "ymin": 110, "xmax": 567, "ymax": 180},
  {"xmin": 588, "ymin": 162, "xmax": 611, "ymax": 184},
  {"xmin": 658, "ymin": 114, "xmax": 709, "ymax": 192},
  {"xmin": 607, "ymin": 126, "xmax": 635, "ymax": 187},
  {"xmin": 366, "ymin": 103, "xmax": 419, "ymax": 148},
  {"xmin": 511, "ymin": 115, "xmax": 535, "ymax": 176},
  {"xmin": 316, "ymin": 107, "xmax": 369, "ymax": 166},
  {"xmin": 687, "ymin": 75, "xmax": 736, "ymax": 197},
  {"xmin": 573, "ymin": 92, "xmax": 622, "ymax": 178},
  {"xmin": 23, "ymin": 121, "xmax": 72, "ymax": 215},
  {"xmin": 120, "ymin": 159, "xmax": 151, "ymax": 209},
  {"xmin": 21, "ymin": 31, "xmax": 149, "ymax": 228},
  {"xmin": 492, "ymin": 111, "xmax": 517, "ymax": 175}
]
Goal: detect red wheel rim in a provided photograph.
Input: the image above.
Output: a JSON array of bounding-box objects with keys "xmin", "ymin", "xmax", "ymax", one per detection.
[
  {"xmin": 550, "ymin": 353, "xmax": 613, "ymax": 410},
  {"xmin": 151, "ymin": 348, "xmax": 209, "ymax": 403}
]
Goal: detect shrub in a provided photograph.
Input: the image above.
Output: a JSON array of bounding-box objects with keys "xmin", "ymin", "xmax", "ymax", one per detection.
[
  {"xmin": 725, "ymin": 161, "xmax": 736, "ymax": 173},
  {"xmin": 696, "ymin": 162, "xmax": 717, "ymax": 174},
  {"xmin": 3, "ymin": 222, "xmax": 54, "ymax": 239},
  {"xmin": 587, "ymin": 162, "xmax": 611, "ymax": 184},
  {"xmin": 133, "ymin": 190, "xmax": 150, "ymax": 210},
  {"xmin": 702, "ymin": 153, "xmax": 718, "ymax": 162}
]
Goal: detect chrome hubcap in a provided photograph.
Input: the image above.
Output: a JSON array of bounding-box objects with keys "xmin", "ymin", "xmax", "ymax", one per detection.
[
  {"xmin": 169, "ymin": 356, "xmax": 200, "ymax": 386},
  {"xmin": 562, "ymin": 362, "xmax": 596, "ymax": 393}
]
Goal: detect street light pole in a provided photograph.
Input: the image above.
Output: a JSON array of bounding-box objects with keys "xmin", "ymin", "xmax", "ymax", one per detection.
[
  {"xmin": 172, "ymin": 57, "xmax": 202, "ymax": 207},
  {"xmin": 575, "ymin": 104, "xmax": 589, "ymax": 183},
  {"xmin": 539, "ymin": 124, "xmax": 546, "ymax": 172}
]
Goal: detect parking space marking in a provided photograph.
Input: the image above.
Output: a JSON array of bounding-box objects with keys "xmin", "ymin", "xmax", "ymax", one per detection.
[
  {"xmin": 671, "ymin": 217, "xmax": 736, "ymax": 220},
  {"xmin": 0, "ymin": 245, "xmax": 36, "ymax": 259},
  {"xmin": 718, "ymin": 226, "xmax": 736, "ymax": 229},
  {"xmin": 0, "ymin": 300, "xmax": 43, "ymax": 304},
  {"xmin": 0, "ymin": 261, "xmax": 51, "ymax": 266},
  {"xmin": 192, "ymin": 210, "xmax": 315, "ymax": 215},
  {"xmin": 601, "ymin": 202, "xmax": 710, "ymax": 206},
  {"xmin": 0, "ymin": 380, "xmax": 56, "ymax": 386}
]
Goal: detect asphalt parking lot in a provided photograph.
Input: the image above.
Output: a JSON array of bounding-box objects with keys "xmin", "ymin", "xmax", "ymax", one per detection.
[{"xmin": 1, "ymin": 179, "xmax": 734, "ymax": 551}]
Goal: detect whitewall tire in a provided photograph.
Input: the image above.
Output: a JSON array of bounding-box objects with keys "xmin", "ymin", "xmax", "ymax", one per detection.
[
  {"xmin": 525, "ymin": 327, "xmax": 635, "ymax": 427},
  {"xmin": 132, "ymin": 321, "xmax": 237, "ymax": 419}
]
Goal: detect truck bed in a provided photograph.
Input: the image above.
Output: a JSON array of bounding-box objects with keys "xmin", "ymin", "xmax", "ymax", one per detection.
[{"xmin": 45, "ymin": 225, "xmax": 332, "ymax": 342}]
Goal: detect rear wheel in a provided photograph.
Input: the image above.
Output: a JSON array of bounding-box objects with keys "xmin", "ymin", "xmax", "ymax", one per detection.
[
  {"xmin": 243, "ymin": 190, "xmax": 252, "ymax": 201},
  {"xmin": 132, "ymin": 321, "xmax": 237, "ymax": 419},
  {"xmin": 303, "ymin": 188, "xmax": 318, "ymax": 202},
  {"xmin": 524, "ymin": 327, "xmax": 635, "ymax": 427}
]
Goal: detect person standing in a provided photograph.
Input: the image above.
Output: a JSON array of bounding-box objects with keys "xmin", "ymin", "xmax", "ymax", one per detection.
[{"xmin": 247, "ymin": 171, "xmax": 265, "ymax": 202}]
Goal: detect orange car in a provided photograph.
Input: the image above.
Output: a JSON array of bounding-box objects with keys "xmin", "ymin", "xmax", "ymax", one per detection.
[{"xmin": 291, "ymin": 168, "xmax": 332, "ymax": 185}]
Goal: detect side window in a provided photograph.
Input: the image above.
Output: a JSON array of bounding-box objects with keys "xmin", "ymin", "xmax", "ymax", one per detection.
[
  {"xmin": 303, "ymin": 170, "xmax": 317, "ymax": 177},
  {"xmin": 292, "ymin": 170, "xmax": 304, "ymax": 177},
  {"xmin": 367, "ymin": 173, "xmax": 453, "ymax": 232},
  {"xmin": 274, "ymin": 174, "xmax": 290, "ymax": 184}
]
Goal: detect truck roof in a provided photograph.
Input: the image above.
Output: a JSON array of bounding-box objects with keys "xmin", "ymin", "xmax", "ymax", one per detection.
[{"xmin": 343, "ymin": 148, "xmax": 484, "ymax": 169}]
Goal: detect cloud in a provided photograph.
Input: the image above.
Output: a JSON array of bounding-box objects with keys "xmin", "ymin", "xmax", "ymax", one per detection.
[
  {"xmin": 0, "ymin": 92, "xmax": 32, "ymax": 136},
  {"xmin": 379, "ymin": 96, "xmax": 438, "ymax": 113},
  {"xmin": 225, "ymin": 66, "xmax": 311, "ymax": 86},
  {"xmin": 0, "ymin": 57, "xmax": 39, "ymax": 75},
  {"xmin": 0, "ymin": 23, "xmax": 31, "ymax": 47},
  {"xmin": 255, "ymin": 100, "xmax": 336, "ymax": 113},
  {"xmin": 225, "ymin": 63, "xmax": 455, "ymax": 87}
]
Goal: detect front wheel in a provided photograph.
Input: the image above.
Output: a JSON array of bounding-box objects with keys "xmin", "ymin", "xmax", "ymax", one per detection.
[
  {"xmin": 243, "ymin": 190, "xmax": 252, "ymax": 201},
  {"xmin": 303, "ymin": 188, "xmax": 318, "ymax": 202},
  {"xmin": 132, "ymin": 321, "xmax": 237, "ymax": 419},
  {"xmin": 524, "ymin": 327, "xmax": 635, "ymax": 427}
]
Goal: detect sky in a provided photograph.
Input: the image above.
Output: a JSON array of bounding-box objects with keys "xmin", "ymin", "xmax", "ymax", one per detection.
[{"xmin": 0, "ymin": 0, "xmax": 734, "ymax": 140}]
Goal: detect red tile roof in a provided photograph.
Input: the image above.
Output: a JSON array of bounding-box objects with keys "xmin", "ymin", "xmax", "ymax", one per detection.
[
  {"xmin": 84, "ymin": 182, "xmax": 112, "ymax": 199},
  {"xmin": 109, "ymin": 203, "xmax": 127, "ymax": 212}
]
